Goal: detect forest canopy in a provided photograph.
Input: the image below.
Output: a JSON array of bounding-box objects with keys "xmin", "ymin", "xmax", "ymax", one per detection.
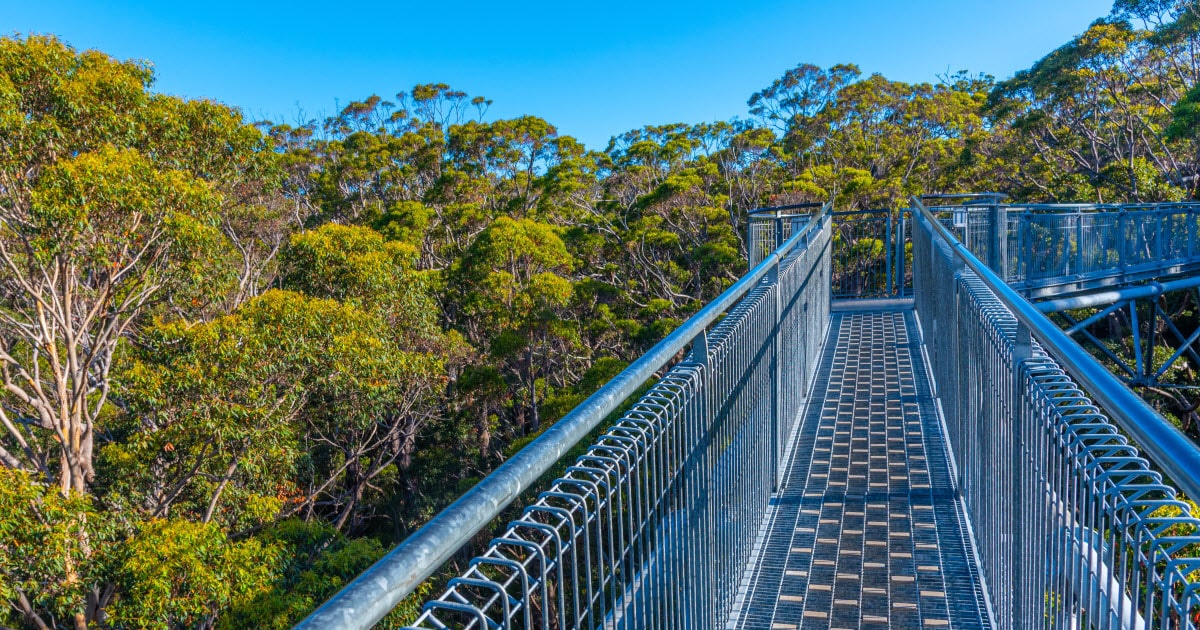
[{"xmin": 2, "ymin": 1, "xmax": 1200, "ymax": 627}]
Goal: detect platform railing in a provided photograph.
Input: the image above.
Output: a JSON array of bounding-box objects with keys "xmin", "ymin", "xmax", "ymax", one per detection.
[
  {"xmin": 297, "ymin": 204, "xmax": 833, "ymax": 630},
  {"xmin": 1006, "ymin": 203, "xmax": 1200, "ymax": 297},
  {"xmin": 925, "ymin": 198, "xmax": 1200, "ymax": 299},
  {"xmin": 746, "ymin": 202, "xmax": 823, "ymax": 267},
  {"xmin": 913, "ymin": 197, "xmax": 1200, "ymax": 629},
  {"xmin": 749, "ymin": 205, "xmax": 911, "ymax": 298}
]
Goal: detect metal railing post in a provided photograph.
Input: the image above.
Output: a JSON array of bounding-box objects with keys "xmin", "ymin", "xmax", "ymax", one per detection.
[
  {"xmin": 746, "ymin": 217, "xmax": 755, "ymax": 271},
  {"xmin": 769, "ymin": 262, "xmax": 783, "ymax": 491},
  {"xmin": 1189, "ymin": 206, "xmax": 1196, "ymax": 259},
  {"xmin": 689, "ymin": 329, "xmax": 712, "ymax": 628},
  {"xmin": 1118, "ymin": 209, "xmax": 1127, "ymax": 272},
  {"xmin": 885, "ymin": 211, "xmax": 894, "ymax": 295},
  {"xmin": 901, "ymin": 210, "xmax": 909, "ymax": 295},
  {"xmin": 1010, "ymin": 322, "xmax": 1031, "ymax": 627},
  {"xmin": 1156, "ymin": 208, "xmax": 1164, "ymax": 261},
  {"xmin": 774, "ymin": 215, "xmax": 784, "ymax": 258},
  {"xmin": 1080, "ymin": 208, "xmax": 1089, "ymax": 274},
  {"xmin": 1000, "ymin": 206, "xmax": 1009, "ymax": 281},
  {"xmin": 988, "ymin": 202, "xmax": 1003, "ymax": 273}
]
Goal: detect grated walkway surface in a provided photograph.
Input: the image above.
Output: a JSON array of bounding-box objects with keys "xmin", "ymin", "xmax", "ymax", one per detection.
[{"xmin": 732, "ymin": 307, "xmax": 989, "ymax": 629}]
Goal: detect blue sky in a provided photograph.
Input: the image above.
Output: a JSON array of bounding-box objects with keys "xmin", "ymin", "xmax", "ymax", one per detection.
[{"xmin": 3, "ymin": 0, "xmax": 1113, "ymax": 149}]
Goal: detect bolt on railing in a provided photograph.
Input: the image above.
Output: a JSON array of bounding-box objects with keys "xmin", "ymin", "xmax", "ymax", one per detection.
[
  {"xmin": 912, "ymin": 196, "xmax": 1200, "ymax": 629},
  {"xmin": 297, "ymin": 205, "xmax": 834, "ymax": 630}
]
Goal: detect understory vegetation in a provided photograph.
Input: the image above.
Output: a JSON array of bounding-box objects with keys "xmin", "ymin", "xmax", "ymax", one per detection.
[{"xmin": 2, "ymin": 0, "xmax": 1200, "ymax": 626}]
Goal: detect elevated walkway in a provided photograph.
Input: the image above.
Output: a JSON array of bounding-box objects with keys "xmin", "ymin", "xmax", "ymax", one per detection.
[
  {"xmin": 303, "ymin": 200, "xmax": 1200, "ymax": 630},
  {"xmin": 732, "ymin": 305, "xmax": 988, "ymax": 629}
]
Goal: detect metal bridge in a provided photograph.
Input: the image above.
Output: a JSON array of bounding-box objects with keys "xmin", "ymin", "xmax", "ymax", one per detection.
[{"xmin": 299, "ymin": 197, "xmax": 1200, "ymax": 629}]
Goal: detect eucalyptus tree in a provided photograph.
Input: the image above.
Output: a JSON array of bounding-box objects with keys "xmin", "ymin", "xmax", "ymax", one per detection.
[{"xmin": 0, "ymin": 36, "xmax": 278, "ymax": 496}]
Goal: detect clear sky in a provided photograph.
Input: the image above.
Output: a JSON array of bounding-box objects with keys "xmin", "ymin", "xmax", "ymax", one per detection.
[{"xmin": 3, "ymin": 0, "xmax": 1114, "ymax": 149}]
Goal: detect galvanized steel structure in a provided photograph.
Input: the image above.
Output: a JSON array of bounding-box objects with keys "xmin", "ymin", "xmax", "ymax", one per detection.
[{"xmin": 297, "ymin": 198, "xmax": 1200, "ymax": 630}]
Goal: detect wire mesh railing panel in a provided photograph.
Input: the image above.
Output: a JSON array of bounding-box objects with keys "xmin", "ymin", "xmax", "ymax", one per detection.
[
  {"xmin": 966, "ymin": 207, "xmax": 994, "ymax": 264},
  {"xmin": 1162, "ymin": 212, "xmax": 1194, "ymax": 259},
  {"xmin": 1023, "ymin": 212, "xmax": 1077, "ymax": 281},
  {"xmin": 746, "ymin": 204, "xmax": 824, "ymax": 269},
  {"xmin": 402, "ymin": 217, "xmax": 833, "ymax": 630},
  {"xmin": 830, "ymin": 210, "xmax": 893, "ymax": 298},
  {"xmin": 747, "ymin": 220, "xmax": 777, "ymax": 268},
  {"xmin": 1125, "ymin": 211, "xmax": 1160, "ymax": 268},
  {"xmin": 914, "ymin": 210, "xmax": 1200, "ymax": 629},
  {"xmin": 926, "ymin": 203, "xmax": 1200, "ymax": 297},
  {"xmin": 997, "ymin": 205, "xmax": 1200, "ymax": 294},
  {"xmin": 778, "ymin": 224, "xmax": 832, "ymax": 472},
  {"xmin": 1077, "ymin": 212, "xmax": 1121, "ymax": 277},
  {"xmin": 752, "ymin": 208, "xmax": 908, "ymax": 299}
]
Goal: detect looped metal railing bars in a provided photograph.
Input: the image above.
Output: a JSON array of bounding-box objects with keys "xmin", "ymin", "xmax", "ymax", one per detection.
[
  {"xmin": 297, "ymin": 204, "xmax": 834, "ymax": 630},
  {"xmin": 912, "ymin": 196, "xmax": 1200, "ymax": 628}
]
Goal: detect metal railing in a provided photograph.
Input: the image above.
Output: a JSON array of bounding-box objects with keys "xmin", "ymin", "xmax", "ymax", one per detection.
[
  {"xmin": 298, "ymin": 204, "xmax": 833, "ymax": 630},
  {"xmin": 746, "ymin": 202, "xmax": 823, "ymax": 267},
  {"xmin": 749, "ymin": 206, "xmax": 911, "ymax": 298},
  {"xmin": 1004, "ymin": 204, "xmax": 1200, "ymax": 294},
  {"xmin": 925, "ymin": 199, "xmax": 1200, "ymax": 299},
  {"xmin": 912, "ymin": 197, "xmax": 1200, "ymax": 629}
]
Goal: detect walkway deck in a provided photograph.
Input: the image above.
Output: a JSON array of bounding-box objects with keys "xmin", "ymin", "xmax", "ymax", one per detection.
[{"xmin": 731, "ymin": 306, "xmax": 990, "ymax": 629}]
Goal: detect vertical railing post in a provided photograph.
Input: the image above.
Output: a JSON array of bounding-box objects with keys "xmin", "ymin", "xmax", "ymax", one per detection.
[
  {"xmin": 1010, "ymin": 322, "xmax": 1032, "ymax": 628},
  {"xmin": 1075, "ymin": 210, "xmax": 1084, "ymax": 277},
  {"xmin": 1118, "ymin": 209, "xmax": 1127, "ymax": 272},
  {"xmin": 885, "ymin": 211, "xmax": 894, "ymax": 296},
  {"xmin": 688, "ymin": 329, "xmax": 713, "ymax": 628},
  {"xmin": 988, "ymin": 202, "xmax": 1003, "ymax": 274},
  {"xmin": 774, "ymin": 214, "xmax": 785, "ymax": 260},
  {"xmin": 949, "ymin": 254, "xmax": 968, "ymax": 495},
  {"xmin": 746, "ymin": 217, "xmax": 755, "ymax": 271},
  {"xmin": 769, "ymin": 262, "xmax": 783, "ymax": 491},
  {"xmin": 1189, "ymin": 206, "xmax": 1196, "ymax": 259},
  {"xmin": 1156, "ymin": 208, "xmax": 1164, "ymax": 262},
  {"xmin": 1020, "ymin": 211, "xmax": 1030, "ymax": 286},
  {"xmin": 896, "ymin": 210, "xmax": 906, "ymax": 296}
]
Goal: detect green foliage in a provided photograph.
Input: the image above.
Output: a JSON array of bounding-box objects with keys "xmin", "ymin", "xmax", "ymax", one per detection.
[
  {"xmin": 990, "ymin": 11, "xmax": 1198, "ymax": 201},
  {"xmin": 0, "ymin": 469, "xmax": 114, "ymax": 628},
  {"xmin": 109, "ymin": 519, "xmax": 278, "ymax": 629},
  {"xmin": 6, "ymin": 9, "xmax": 1200, "ymax": 624},
  {"xmin": 109, "ymin": 288, "xmax": 448, "ymax": 534},
  {"xmin": 1168, "ymin": 82, "xmax": 1200, "ymax": 140},
  {"xmin": 217, "ymin": 519, "xmax": 390, "ymax": 629}
]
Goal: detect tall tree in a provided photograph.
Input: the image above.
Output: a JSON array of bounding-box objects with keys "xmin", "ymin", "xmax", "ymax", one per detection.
[{"xmin": 0, "ymin": 36, "xmax": 276, "ymax": 495}]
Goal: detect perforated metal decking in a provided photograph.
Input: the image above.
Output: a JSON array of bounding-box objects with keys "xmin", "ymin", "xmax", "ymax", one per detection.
[{"xmin": 731, "ymin": 305, "xmax": 990, "ymax": 629}]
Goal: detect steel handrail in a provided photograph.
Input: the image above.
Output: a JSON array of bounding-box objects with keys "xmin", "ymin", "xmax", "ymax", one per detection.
[
  {"xmin": 921, "ymin": 192, "xmax": 1009, "ymax": 205},
  {"xmin": 912, "ymin": 196, "xmax": 1200, "ymax": 501},
  {"xmin": 928, "ymin": 200, "xmax": 1200, "ymax": 213},
  {"xmin": 747, "ymin": 201, "xmax": 825, "ymax": 216},
  {"xmin": 295, "ymin": 204, "xmax": 833, "ymax": 630}
]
